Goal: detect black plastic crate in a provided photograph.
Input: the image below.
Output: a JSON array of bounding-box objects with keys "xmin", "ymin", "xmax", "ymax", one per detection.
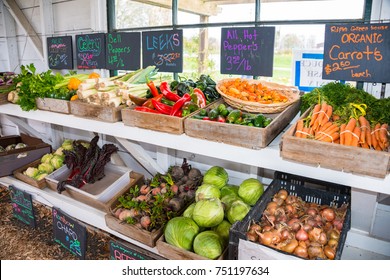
[{"xmin": 228, "ymin": 171, "xmax": 351, "ymax": 260}]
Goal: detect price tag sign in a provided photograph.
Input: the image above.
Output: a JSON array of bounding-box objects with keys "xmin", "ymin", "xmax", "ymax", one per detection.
[
  {"xmin": 322, "ymin": 23, "xmax": 390, "ymax": 82},
  {"xmin": 52, "ymin": 207, "xmax": 86, "ymax": 259},
  {"xmin": 142, "ymin": 30, "xmax": 183, "ymax": 72},
  {"xmin": 106, "ymin": 32, "xmax": 141, "ymax": 70},
  {"xmin": 220, "ymin": 27, "xmax": 275, "ymax": 76},
  {"xmin": 109, "ymin": 240, "xmax": 156, "ymax": 260},
  {"xmin": 76, "ymin": 33, "xmax": 106, "ymax": 69},
  {"xmin": 47, "ymin": 36, "xmax": 73, "ymax": 69},
  {"xmin": 9, "ymin": 185, "xmax": 36, "ymax": 228}
]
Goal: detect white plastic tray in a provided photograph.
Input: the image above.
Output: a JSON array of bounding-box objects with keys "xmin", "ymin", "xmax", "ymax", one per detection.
[{"xmin": 45, "ymin": 163, "xmax": 131, "ymax": 202}]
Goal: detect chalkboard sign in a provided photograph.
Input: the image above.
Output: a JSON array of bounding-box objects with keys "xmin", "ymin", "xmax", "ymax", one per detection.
[
  {"xmin": 142, "ymin": 30, "xmax": 183, "ymax": 72},
  {"xmin": 109, "ymin": 240, "xmax": 156, "ymax": 260},
  {"xmin": 220, "ymin": 27, "xmax": 275, "ymax": 76},
  {"xmin": 106, "ymin": 32, "xmax": 141, "ymax": 70},
  {"xmin": 52, "ymin": 207, "xmax": 87, "ymax": 259},
  {"xmin": 76, "ymin": 33, "xmax": 106, "ymax": 69},
  {"xmin": 9, "ymin": 185, "xmax": 36, "ymax": 228},
  {"xmin": 322, "ymin": 23, "xmax": 390, "ymax": 83},
  {"xmin": 47, "ymin": 36, "xmax": 73, "ymax": 69}
]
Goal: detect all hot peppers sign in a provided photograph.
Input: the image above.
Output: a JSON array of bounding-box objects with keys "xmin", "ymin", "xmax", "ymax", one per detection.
[{"xmin": 322, "ymin": 23, "xmax": 390, "ymax": 83}]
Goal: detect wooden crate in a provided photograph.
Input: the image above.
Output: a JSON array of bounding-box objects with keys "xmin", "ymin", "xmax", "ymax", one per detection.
[
  {"xmin": 121, "ymin": 106, "xmax": 186, "ymax": 135},
  {"xmin": 280, "ymin": 109, "xmax": 390, "ymax": 178},
  {"xmin": 156, "ymin": 235, "xmax": 227, "ymax": 260},
  {"xmin": 36, "ymin": 97, "xmax": 71, "ymax": 114},
  {"xmin": 184, "ymin": 99, "xmax": 300, "ymax": 149},
  {"xmin": 13, "ymin": 158, "xmax": 48, "ymax": 189},
  {"xmin": 105, "ymin": 214, "xmax": 163, "ymax": 248},
  {"xmin": 70, "ymin": 100, "xmax": 125, "ymax": 122},
  {"xmin": 46, "ymin": 170, "xmax": 144, "ymax": 212}
]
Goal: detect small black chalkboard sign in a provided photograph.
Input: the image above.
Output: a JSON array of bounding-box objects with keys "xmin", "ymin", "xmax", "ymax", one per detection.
[
  {"xmin": 47, "ymin": 36, "xmax": 73, "ymax": 69},
  {"xmin": 220, "ymin": 27, "xmax": 275, "ymax": 76},
  {"xmin": 9, "ymin": 185, "xmax": 36, "ymax": 228},
  {"xmin": 109, "ymin": 240, "xmax": 155, "ymax": 260},
  {"xmin": 52, "ymin": 207, "xmax": 87, "ymax": 259},
  {"xmin": 322, "ymin": 23, "xmax": 390, "ymax": 83},
  {"xmin": 76, "ymin": 33, "xmax": 106, "ymax": 69},
  {"xmin": 106, "ymin": 32, "xmax": 141, "ymax": 70},
  {"xmin": 142, "ymin": 29, "xmax": 183, "ymax": 72}
]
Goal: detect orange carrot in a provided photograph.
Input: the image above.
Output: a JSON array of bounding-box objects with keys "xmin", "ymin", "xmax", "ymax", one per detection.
[
  {"xmin": 318, "ymin": 121, "xmax": 333, "ymax": 133},
  {"xmin": 309, "ymin": 104, "xmax": 321, "ymax": 127},
  {"xmin": 379, "ymin": 123, "xmax": 388, "ymax": 144},
  {"xmin": 366, "ymin": 125, "xmax": 372, "ymax": 148},
  {"xmin": 371, "ymin": 129, "xmax": 379, "ymax": 150},
  {"xmin": 350, "ymin": 126, "xmax": 361, "ymax": 147},
  {"xmin": 318, "ymin": 132, "xmax": 340, "ymax": 143},
  {"xmin": 316, "ymin": 124, "xmax": 339, "ymax": 141},
  {"xmin": 373, "ymin": 123, "xmax": 381, "ymax": 141},
  {"xmin": 344, "ymin": 118, "xmax": 357, "ymax": 146},
  {"xmin": 302, "ymin": 126, "xmax": 311, "ymax": 139},
  {"xmin": 320, "ymin": 104, "xmax": 333, "ymax": 127},
  {"xmin": 312, "ymin": 103, "xmax": 328, "ymax": 131},
  {"xmin": 332, "ymin": 114, "xmax": 340, "ymax": 121},
  {"xmin": 295, "ymin": 119, "xmax": 304, "ymax": 138},
  {"xmin": 340, "ymin": 124, "xmax": 346, "ymax": 145},
  {"xmin": 358, "ymin": 116, "xmax": 369, "ymax": 145}
]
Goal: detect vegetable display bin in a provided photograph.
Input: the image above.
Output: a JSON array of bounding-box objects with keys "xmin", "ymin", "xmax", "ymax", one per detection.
[
  {"xmin": 228, "ymin": 171, "xmax": 351, "ymax": 260},
  {"xmin": 13, "ymin": 159, "xmax": 48, "ymax": 189},
  {"xmin": 36, "ymin": 97, "xmax": 71, "ymax": 114},
  {"xmin": 121, "ymin": 105, "xmax": 188, "ymax": 135},
  {"xmin": 184, "ymin": 99, "xmax": 300, "ymax": 149},
  {"xmin": 280, "ymin": 108, "xmax": 390, "ymax": 178},
  {"xmin": 70, "ymin": 99, "xmax": 125, "ymax": 122},
  {"xmin": 0, "ymin": 134, "xmax": 52, "ymax": 177},
  {"xmin": 45, "ymin": 163, "xmax": 144, "ymax": 212}
]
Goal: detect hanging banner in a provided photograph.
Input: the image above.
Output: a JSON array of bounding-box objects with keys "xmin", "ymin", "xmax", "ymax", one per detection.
[
  {"xmin": 220, "ymin": 27, "xmax": 275, "ymax": 76},
  {"xmin": 142, "ymin": 30, "xmax": 183, "ymax": 72},
  {"xmin": 322, "ymin": 23, "xmax": 390, "ymax": 83}
]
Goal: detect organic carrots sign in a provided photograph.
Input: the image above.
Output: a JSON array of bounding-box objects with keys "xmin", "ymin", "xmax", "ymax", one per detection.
[{"xmin": 322, "ymin": 23, "xmax": 390, "ymax": 83}]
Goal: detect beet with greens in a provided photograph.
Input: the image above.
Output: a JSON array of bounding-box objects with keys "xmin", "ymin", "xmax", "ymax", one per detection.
[{"xmin": 56, "ymin": 136, "xmax": 119, "ymax": 193}]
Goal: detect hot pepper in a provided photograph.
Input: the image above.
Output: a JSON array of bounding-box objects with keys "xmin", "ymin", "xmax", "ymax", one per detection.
[
  {"xmin": 160, "ymin": 81, "xmax": 181, "ymax": 102},
  {"xmin": 170, "ymin": 93, "xmax": 191, "ymax": 116},
  {"xmin": 146, "ymin": 78, "xmax": 160, "ymax": 97},
  {"xmin": 152, "ymin": 99, "xmax": 172, "ymax": 115},
  {"xmin": 134, "ymin": 106, "xmax": 161, "ymax": 114},
  {"xmin": 192, "ymin": 88, "xmax": 207, "ymax": 108},
  {"xmin": 142, "ymin": 94, "xmax": 163, "ymax": 109}
]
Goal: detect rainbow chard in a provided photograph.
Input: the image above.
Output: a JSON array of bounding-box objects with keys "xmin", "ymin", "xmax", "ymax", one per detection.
[{"xmin": 57, "ymin": 136, "xmax": 119, "ymax": 193}]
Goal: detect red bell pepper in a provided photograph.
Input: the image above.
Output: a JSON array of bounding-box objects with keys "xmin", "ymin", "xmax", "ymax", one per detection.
[
  {"xmin": 160, "ymin": 81, "xmax": 181, "ymax": 102},
  {"xmin": 192, "ymin": 88, "xmax": 207, "ymax": 108},
  {"xmin": 134, "ymin": 106, "xmax": 161, "ymax": 114},
  {"xmin": 152, "ymin": 99, "xmax": 172, "ymax": 115},
  {"xmin": 170, "ymin": 93, "xmax": 191, "ymax": 116},
  {"xmin": 146, "ymin": 78, "xmax": 160, "ymax": 97}
]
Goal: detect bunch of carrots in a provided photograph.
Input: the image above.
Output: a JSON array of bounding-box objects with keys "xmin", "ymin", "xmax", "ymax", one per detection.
[{"xmin": 294, "ymin": 101, "xmax": 389, "ymax": 151}]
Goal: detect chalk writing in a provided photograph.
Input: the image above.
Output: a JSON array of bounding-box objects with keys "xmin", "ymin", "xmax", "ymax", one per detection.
[
  {"xmin": 106, "ymin": 32, "xmax": 141, "ymax": 70},
  {"xmin": 142, "ymin": 30, "xmax": 183, "ymax": 72},
  {"xmin": 9, "ymin": 185, "xmax": 36, "ymax": 228},
  {"xmin": 47, "ymin": 36, "xmax": 73, "ymax": 69},
  {"xmin": 76, "ymin": 33, "xmax": 106, "ymax": 69},
  {"xmin": 322, "ymin": 23, "xmax": 390, "ymax": 82},
  {"xmin": 220, "ymin": 27, "xmax": 275, "ymax": 76},
  {"xmin": 109, "ymin": 240, "xmax": 152, "ymax": 260}
]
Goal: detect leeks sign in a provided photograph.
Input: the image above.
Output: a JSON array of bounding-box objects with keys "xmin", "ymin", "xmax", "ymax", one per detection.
[{"xmin": 322, "ymin": 23, "xmax": 390, "ymax": 82}]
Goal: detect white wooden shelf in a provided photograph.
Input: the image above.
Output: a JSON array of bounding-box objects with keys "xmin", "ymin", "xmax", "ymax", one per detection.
[{"xmin": 1, "ymin": 103, "xmax": 389, "ymax": 195}]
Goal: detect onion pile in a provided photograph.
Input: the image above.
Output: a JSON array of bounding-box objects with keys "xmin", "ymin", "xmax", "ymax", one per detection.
[{"xmin": 246, "ymin": 189, "xmax": 348, "ymax": 260}]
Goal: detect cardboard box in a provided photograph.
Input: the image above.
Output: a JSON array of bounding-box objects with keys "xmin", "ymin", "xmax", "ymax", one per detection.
[{"xmin": 0, "ymin": 134, "xmax": 52, "ymax": 177}]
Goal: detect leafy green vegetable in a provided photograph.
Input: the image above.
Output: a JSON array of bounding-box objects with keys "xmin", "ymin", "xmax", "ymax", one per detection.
[{"xmin": 300, "ymin": 82, "xmax": 390, "ymax": 124}]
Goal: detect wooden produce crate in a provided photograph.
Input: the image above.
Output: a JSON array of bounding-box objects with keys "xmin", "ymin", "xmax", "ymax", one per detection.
[
  {"xmin": 13, "ymin": 159, "xmax": 48, "ymax": 189},
  {"xmin": 184, "ymin": 99, "xmax": 300, "ymax": 149},
  {"xmin": 280, "ymin": 109, "xmax": 390, "ymax": 178},
  {"xmin": 0, "ymin": 85, "xmax": 11, "ymax": 105},
  {"xmin": 156, "ymin": 235, "xmax": 228, "ymax": 260},
  {"xmin": 36, "ymin": 97, "xmax": 71, "ymax": 114},
  {"xmin": 229, "ymin": 171, "xmax": 351, "ymax": 260},
  {"xmin": 0, "ymin": 134, "xmax": 52, "ymax": 177},
  {"xmin": 121, "ymin": 105, "xmax": 186, "ymax": 135},
  {"xmin": 45, "ymin": 166, "xmax": 144, "ymax": 212},
  {"xmin": 70, "ymin": 99, "xmax": 125, "ymax": 122}
]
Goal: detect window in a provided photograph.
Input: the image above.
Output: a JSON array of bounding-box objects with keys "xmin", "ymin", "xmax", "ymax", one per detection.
[{"xmin": 113, "ymin": 0, "xmax": 368, "ymax": 85}]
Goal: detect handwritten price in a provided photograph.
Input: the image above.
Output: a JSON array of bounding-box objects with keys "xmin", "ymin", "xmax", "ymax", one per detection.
[
  {"xmin": 324, "ymin": 61, "xmax": 360, "ymax": 75},
  {"xmin": 225, "ymin": 55, "xmax": 252, "ymax": 72}
]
